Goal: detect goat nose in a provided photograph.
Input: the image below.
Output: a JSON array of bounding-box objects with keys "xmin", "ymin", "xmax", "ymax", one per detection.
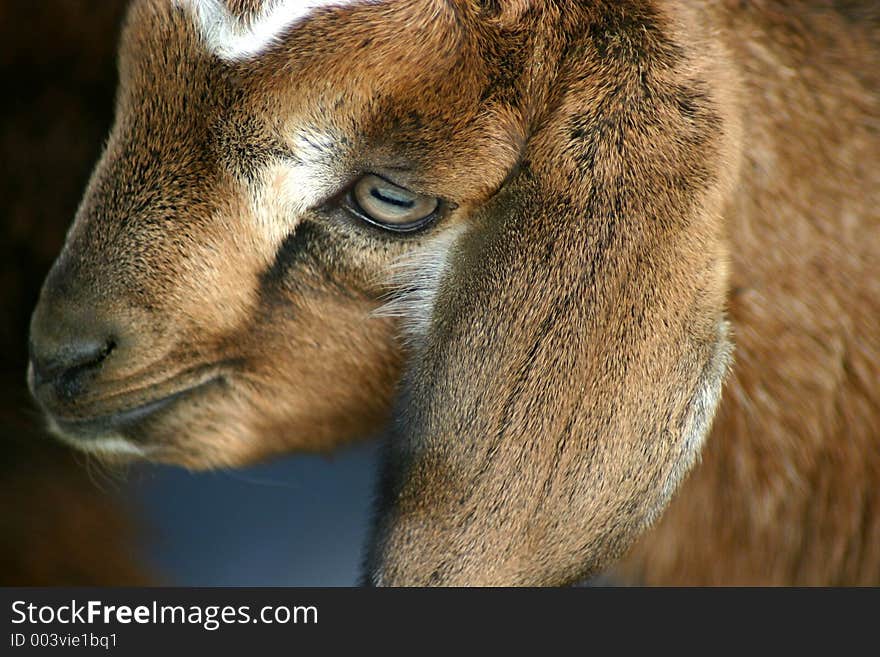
[
  {"xmin": 29, "ymin": 337, "xmax": 115, "ymax": 392},
  {"xmin": 28, "ymin": 300, "xmax": 118, "ymax": 403}
]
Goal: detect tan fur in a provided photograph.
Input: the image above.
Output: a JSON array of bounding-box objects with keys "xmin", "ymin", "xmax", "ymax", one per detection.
[{"xmin": 29, "ymin": 0, "xmax": 879, "ymax": 585}]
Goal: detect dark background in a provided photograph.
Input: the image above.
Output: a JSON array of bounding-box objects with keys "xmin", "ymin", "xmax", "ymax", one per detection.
[{"xmin": 1, "ymin": 0, "xmax": 377, "ymax": 586}]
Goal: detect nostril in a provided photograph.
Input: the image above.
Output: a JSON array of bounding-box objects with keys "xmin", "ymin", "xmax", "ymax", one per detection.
[
  {"xmin": 30, "ymin": 337, "xmax": 116, "ymax": 393},
  {"xmin": 66, "ymin": 338, "xmax": 116, "ymax": 375},
  {"xmin": 29, "ymin": 279, "xmax": 126, "ymax": 406}
]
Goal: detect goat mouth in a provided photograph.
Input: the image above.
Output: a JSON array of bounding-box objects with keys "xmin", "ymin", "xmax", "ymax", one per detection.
[{"xmin": 47, "ymin": 372, "xmax": 225, "ymax": 440}]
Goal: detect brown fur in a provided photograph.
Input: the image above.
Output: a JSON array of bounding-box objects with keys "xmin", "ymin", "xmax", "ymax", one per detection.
[
  {"xmin": 30, "ymin": 0, "xmax": 879, "ymax": 585},
  {"xmin": 618, "ymin": 1, "xmax": 880, "ymax": 585}
]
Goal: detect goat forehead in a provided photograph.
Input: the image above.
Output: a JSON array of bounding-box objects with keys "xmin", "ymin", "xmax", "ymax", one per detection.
[{"xmin": 175, "ymin": 0, "xmax": 381, "ymax": 61}]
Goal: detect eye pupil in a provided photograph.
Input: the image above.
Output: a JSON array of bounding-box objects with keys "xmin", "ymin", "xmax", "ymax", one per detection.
[{"xmin": 369, "ymin": 187, "xmax": 415, "ymax": 209}]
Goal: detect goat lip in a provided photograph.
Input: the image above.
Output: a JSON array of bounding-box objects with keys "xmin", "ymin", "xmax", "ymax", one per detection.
[{"xmin": 48, "ymin": 375, "xmax": 223, "ymax": 438}]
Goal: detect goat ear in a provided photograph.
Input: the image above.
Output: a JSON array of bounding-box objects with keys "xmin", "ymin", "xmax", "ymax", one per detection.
[{"xmin": 366, "ymin": 5, "xmax": 739, "ymax": 586}]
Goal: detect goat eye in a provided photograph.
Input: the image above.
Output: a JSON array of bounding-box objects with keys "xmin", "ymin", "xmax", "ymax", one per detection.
[{"xmin": 350, "ymin": 174, "xmax": 439, "ymax": 232}]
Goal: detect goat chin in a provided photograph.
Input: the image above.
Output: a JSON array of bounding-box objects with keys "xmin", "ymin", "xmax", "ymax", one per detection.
[{"xmin": 28, "ymin": 0, "xmax": 880, "ymax": 585}]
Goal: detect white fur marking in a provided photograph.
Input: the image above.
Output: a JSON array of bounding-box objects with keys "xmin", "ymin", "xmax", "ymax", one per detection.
[
  {"xmin": 283, "ymin": 128, "xmax": 341, "ymax": 209},
  {"xmin": 248, "ymin": 127, "xmax": 342, "ymax": 250},
  {"xmin": 177, "ymin": 0, "xmax": 371, "ymax": 61},
  {"xmin": 85, "ymin": 437, "xmax": 149, "ymax": 457},
  {"xmin": 373, "ymin": 225, "xmax": 467, "ymax": 341},
  {"xmin": 48, "ymin": 418, "xmax": 149, "ymax": 458},
  {"xmin": 654, "ymin": 321, "xmax": 733, "ymax": 516}
]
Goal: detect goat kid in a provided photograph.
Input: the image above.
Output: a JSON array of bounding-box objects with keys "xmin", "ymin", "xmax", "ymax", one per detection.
[{"xmin": 29, "ymin": 0, "xmax": 880, "ymax": 585}]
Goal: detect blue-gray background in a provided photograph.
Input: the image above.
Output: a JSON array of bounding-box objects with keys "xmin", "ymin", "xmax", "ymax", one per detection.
[{"xmin": 127, "ymin": 442, "xmax": 382, "ymax": 586}]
